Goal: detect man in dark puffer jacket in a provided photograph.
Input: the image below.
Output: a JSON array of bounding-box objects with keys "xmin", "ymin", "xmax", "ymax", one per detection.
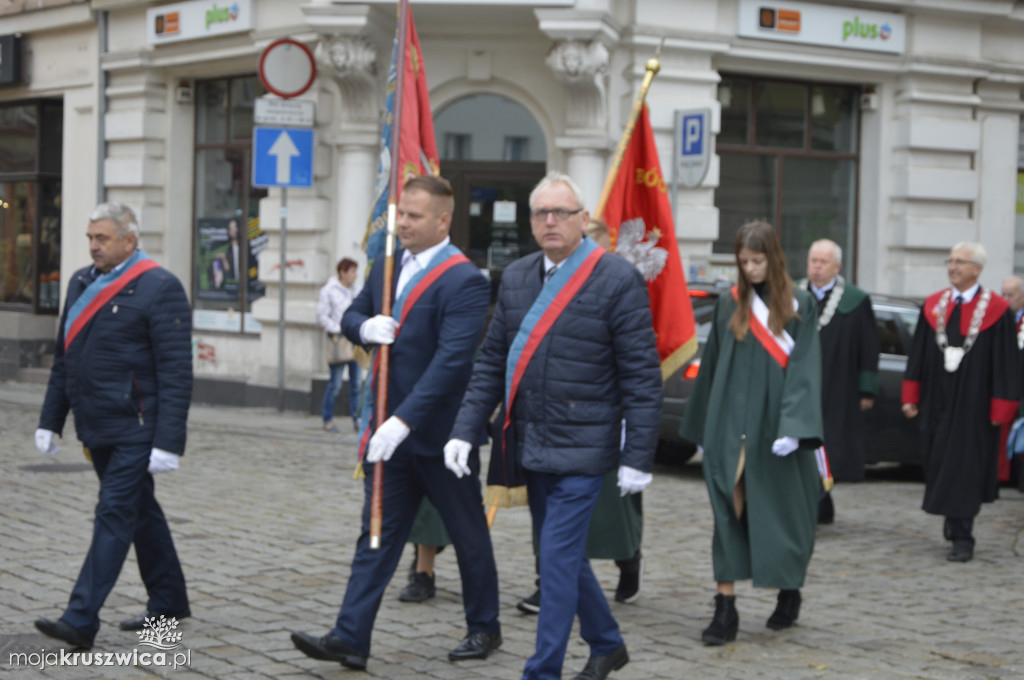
[
  {"xmin": 33, "ymin": 202, "xmax": 193, "ymax": 649},
  {"xmin": 446, "ymin": 172, "xmax": 662, "ymax": 680}
]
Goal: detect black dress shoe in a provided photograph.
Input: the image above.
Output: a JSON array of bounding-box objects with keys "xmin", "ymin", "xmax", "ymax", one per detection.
[
  {"xmin": 119, "ymin": 607, "xmax": 192, "ymax": 631},
  {"xmin": 947, "ymin": 544, "xmax": 973, "ymax": 562},
  {"xmin": 572, "ymin": 643, "xmax": 629, "ymax": 680},
  {"xmin": 399, "ymin": 571, "xmax": 436, "ymax": 603},
  {"xmin": 817, "ymin": 492, "xmax": 834, "ymax": 525},
  {"xmin": 448, "ymin": 630, "xmax": 502, "ymax": 661},
  {"xmin": 766, "ymin": 589, "xmax": 801, "ymax": 630},
  {"xmin": 291, "ymin": 630, "xmax": 368, "ymax": 670},
  {"xmin": 35, "ymin": 618, "xmax": 94, "ymax": 649}
]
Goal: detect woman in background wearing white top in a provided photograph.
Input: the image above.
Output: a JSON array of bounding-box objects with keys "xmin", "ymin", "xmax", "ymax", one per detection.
[{"xmin": 318, "ymin": 257, "xmax": 361, "ymax": 432}]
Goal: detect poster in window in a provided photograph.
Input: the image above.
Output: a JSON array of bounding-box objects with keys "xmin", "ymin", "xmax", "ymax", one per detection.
[{"xmin": 196, "ymin": 216, "xmax": 266, "ymax": 302}]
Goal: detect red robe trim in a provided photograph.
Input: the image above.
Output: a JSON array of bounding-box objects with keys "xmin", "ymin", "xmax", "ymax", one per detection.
[{"xmin": 922, "ymin": 288, "xmax": 1008, "ymax": 335}]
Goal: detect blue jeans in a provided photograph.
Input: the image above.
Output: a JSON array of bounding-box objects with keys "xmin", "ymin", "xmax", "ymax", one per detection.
[{"xmin": 322, "ymin": 361, "xmax": 361, "ymax": 424}]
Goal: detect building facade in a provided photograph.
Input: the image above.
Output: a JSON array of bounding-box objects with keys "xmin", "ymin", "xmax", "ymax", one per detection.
[{"xmin": 2, "ymin": 0, "xmax": 1023, "ymax": 404}]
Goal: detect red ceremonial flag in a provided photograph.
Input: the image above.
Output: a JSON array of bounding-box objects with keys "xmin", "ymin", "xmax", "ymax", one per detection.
[
  {"xmin": 601, "ymin": 105, "xmax": 698, "ymax": 380},
  {"xmin": 363, "ymin": 1, "xmax": 440, "ymax": 260}
]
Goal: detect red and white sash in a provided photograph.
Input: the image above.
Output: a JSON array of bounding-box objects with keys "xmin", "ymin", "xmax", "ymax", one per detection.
[{"xmin": 733, "ymin": 286, "xmax": 797, "ymax": 369}]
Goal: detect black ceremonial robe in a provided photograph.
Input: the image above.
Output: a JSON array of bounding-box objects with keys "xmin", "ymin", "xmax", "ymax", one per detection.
[
  {"xmin": 902, "ymin": 288, "xmax": 1020, "ymax": 518},
  {"xmin": 812, "ymin": 281, "xmax": 879, "ymax": 481}
]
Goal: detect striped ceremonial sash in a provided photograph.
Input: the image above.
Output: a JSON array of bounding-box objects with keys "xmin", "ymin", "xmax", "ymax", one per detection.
[
  {"xmin": 64, "ymin": 252, "xmax": 158, "ymax": 351},
  {"xmin": 356, "ymin": 246, "xmax": 470, "ymax": 462},
  {"xmin": 815, "ymin": 446, "xmax": 834, "ymax": 491},
  {"xmin": 732, "ymin": 286, "xmax": 796, "ymax": 369},
  {"xmin": 503, "ymin": 239, "xmax": 604, "ymax": 436}
]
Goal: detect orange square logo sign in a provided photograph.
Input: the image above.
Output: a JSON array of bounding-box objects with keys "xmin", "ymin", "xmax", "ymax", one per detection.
[{"xmin": 778, "ymin": 8, "xmax": 801, "ymax": 32}]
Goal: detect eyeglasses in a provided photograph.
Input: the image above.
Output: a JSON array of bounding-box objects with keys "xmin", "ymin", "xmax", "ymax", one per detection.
[
  {"xmin": 530, "ymin": 208, "xmax": 583, "ymax": 222},
  {"xmin": 944, "ymin": 258, "xmax": 978, "ymax": 267}
]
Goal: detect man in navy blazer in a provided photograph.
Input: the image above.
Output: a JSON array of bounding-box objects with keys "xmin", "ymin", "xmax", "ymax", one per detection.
[{"xmin": 291, "ymin": 175, "xmax": 501, "ymax": 670}]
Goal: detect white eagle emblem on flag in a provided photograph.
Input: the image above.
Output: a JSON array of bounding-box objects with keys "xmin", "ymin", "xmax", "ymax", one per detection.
[{"xmin": 616, "ymin": 218, "xmax": 668, "ymax": 282}]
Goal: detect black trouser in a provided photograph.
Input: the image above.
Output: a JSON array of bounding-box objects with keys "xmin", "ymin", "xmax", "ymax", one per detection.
[{"xmin": 943, "ymin": 517, "xmax": 974, "ymax": 549}]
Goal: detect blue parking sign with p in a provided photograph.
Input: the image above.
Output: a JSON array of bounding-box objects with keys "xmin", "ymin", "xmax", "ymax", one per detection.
[{"xmin": 682, "ymin": 114, "xmax": 704, "ymax": 157}]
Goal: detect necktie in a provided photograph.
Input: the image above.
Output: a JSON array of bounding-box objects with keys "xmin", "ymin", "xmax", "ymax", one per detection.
[
  {"xmin": 948, "ymin": 295, "xmax": 964, "ymax": 345},
  {"xmin": 544, "ymin": 265, "xmax": 557, "ymax": 284}
]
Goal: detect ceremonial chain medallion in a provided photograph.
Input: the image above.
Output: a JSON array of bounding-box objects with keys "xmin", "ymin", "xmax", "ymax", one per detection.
[
  {"xmin": 816, "ymin": 276, "xmax": 844, "ymax": 329},
  {"xmin": 934, "ymin": 289, "xmax": 990, "ymax": 373}
]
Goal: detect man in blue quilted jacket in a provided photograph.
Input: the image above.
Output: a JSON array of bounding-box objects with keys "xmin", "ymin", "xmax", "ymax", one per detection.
[
  {"xmin": 447, "ymin": 172, "xmax": 662, "ymax": 680},
  {"xmin": 33, "ymin": 202, "xmax": 193, "ymax": 649}
]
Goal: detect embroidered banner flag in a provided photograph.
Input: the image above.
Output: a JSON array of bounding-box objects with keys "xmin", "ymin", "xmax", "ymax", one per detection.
[
  {"xmin": 601, "ymin": 105, "xmax": 697, "ymax": 380},
  {"xmin": 362, "ymin": 1, "xmax": 440, "ymax": 263}
]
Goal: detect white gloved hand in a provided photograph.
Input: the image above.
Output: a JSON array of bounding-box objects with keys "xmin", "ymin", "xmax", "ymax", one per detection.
[
  {"xmin": 366, "ymin": 416, "xmax": 411, "ymax": 463},
  {"xmin": 443, "ymin": 439, "xmax": 473, "ymax": 478},
  {"xmin": 771, "ymin": 436, "xmax": 800, "ymax": 457},
  {"xmin": 148, "ymin": 448, "xmax": 180, "ymax": 474},
  {"xmin": 617, "ymin": 465, "xmax": 653, "ymax": 496},
  {"xmin": 360, "ymin": 315, "xmax": 399, "ymax": 345},
  {"xmin": 34, "ymin": 428, "xmax": 59, "ymax": 456}
]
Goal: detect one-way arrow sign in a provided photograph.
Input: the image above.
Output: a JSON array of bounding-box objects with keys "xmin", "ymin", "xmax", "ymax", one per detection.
[{"xmin": 252, "ymin": 126, "xmax": 313, "ymax": 188}]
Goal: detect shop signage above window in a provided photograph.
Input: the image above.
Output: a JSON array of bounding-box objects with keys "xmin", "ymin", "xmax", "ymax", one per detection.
[
  {"xmin": 0, "ymin": 34, "xmax": 23, "ymax": 85},
  {"xmin": 146, "ymin": 0, "xmax": 253, "ymax": 46},
  {"xmin": 738, "ymin": 0, "xmax": 905, "ymax": 54}
]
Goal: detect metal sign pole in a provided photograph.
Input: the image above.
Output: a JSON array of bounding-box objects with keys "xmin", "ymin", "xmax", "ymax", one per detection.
[{"xmin": 277, "ymin": 188, "xmax": 287, "ymax": 412}]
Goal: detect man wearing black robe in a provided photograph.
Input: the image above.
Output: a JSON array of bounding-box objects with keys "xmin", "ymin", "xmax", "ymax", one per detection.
[
  {"xmin": 805, "ymin": 239, "xmax": 879, "ymax": 523},
  {"xmin": 902, "ymin": 243, "xmax": 1020, "ymax": 562}
]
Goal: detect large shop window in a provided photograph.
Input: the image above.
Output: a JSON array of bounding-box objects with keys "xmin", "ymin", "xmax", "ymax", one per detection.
[
  {"xmin": 716, "ymin": 76, "xmax": 859, "ymax": 278},
  {"xmin": 0, "ymin": 100, "xmax": 62, "ymax": 313},
  {"xmin": 192, "ymin": 75, "xmax": 268, "ymax": 333}
]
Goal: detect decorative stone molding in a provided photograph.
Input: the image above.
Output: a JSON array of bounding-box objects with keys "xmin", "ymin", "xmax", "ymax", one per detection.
[
  {"xmin": 316, "ymin": 35, "xmax": 378, "ymax": 123},
  {"xmin": 545, "ymin": 40, "xmax": 608, "ymax": 130}
]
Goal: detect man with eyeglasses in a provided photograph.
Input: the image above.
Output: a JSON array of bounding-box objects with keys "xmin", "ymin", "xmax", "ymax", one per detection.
[
  {"xmin": 445, "ymin": 172, "xmax": 662, "ymax": 680},
  {"xmin": 901, "ymin": 242, "xmax": 1020, "ymax": 562}
]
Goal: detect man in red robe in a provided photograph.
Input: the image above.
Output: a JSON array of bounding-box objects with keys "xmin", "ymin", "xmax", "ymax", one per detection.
[{"xmin": 902, "ymin": 243, "xmax": 1020, "ymax": 562}]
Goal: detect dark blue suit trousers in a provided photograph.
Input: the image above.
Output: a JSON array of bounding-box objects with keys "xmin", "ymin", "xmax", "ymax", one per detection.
[
  {"xmin": 332, "ymin": 447, "xmax": 500, "ymax": 655},
  {"xmin": 523, "ymin": 471, "xmax": 622, "ymax": 680},
  {"xmin": 62, "ymin": 443, "xmax": 188, "ymax": 636}
]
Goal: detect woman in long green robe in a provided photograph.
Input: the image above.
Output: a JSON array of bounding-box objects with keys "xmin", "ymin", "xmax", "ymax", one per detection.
[{"xmin": 680, "ymin": 220, "xmax": 823, "ymax": 645}]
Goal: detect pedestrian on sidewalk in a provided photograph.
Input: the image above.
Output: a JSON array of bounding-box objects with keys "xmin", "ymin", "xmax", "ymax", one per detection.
[
  {"xmin": 33, "ymin": 202, "xmax": 193, "ymax": 649},
  {"xmin": 680, "ymin": 219, "xmax": 823, "ymax": 645},
  {"xmin": 317, "ymin": 256, "xmax": 361, "ymax": 433}
]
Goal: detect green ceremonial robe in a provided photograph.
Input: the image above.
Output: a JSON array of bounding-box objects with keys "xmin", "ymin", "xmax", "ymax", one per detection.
[{"xmin": 680, "ymin": 286, "xmax": 823, "ymax": 589}]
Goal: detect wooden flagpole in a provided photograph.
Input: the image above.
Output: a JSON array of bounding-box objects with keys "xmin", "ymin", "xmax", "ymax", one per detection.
[
  {"xmin": 593, "ymin": 38, "xmax": 665, "ymax": 221},
  {"xmin": 370, "ymin": 0, "xmax": 411, "ymax": 551}
]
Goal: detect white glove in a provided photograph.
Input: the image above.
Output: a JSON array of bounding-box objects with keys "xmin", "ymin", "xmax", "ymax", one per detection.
[
  {"xmin": 148, "ymin": 448, "xmax": 180, "ymax": 474},
  {"xmin": 366, "ymin": 416, "xmax": 410, "ymax": 463},
  {"xmin": 617, "ymin": 465, "xmax": 652, "ymax": 496},
  {"xmin": 771, "ymin": 436, "xmax": 799, "ymax": 457},
  {"xmin": 360, "ymin": 315, "xmax": 399, "ymax": 345},
  {"xmin": 34, "ymin": 429, "xmax": 59, "ymax": 456},
  {"xmin": 443, "ymin": 439, "xmax": 473, "ymax": 478}
]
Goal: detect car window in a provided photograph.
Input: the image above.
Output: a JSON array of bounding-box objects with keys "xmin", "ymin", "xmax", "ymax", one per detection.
[
  {"xmin": 877, "ymin": 315, "xmax": 904, "ymax": 355},
  {"xmin": 898, "ymin": 310, "xmax": 918, "ymax": 338}
]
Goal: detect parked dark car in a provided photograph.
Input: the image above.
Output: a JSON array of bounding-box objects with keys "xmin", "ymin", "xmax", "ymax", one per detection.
[{"xmin": 658, "ymin": 283, "xmax": 923, "ymax": 469}]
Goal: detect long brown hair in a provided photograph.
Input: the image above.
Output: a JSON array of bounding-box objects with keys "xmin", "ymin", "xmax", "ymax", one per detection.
[{"xmin": 729, "ymin": 220, "xmax": 796, "ymax": 340}]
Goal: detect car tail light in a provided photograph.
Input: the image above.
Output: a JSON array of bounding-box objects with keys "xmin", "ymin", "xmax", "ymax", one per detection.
[{"xmin": 683, "ymin": 359, "xmax": 700, "ymax": 380}]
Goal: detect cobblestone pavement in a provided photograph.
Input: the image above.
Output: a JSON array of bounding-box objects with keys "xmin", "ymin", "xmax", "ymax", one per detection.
[{"xmin": 1, "ymin": 380, "xmax": 1022, "ymax": 679}]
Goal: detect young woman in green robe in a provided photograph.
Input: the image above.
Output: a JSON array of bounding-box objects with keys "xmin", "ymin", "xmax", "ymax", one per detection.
[{"xmin": 679, "ymin": 220, "xmax": 823, "ymax": 645}]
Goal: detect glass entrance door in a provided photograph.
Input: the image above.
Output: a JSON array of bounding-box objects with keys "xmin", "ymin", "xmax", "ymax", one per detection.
[{"xmin": 444, "ymin": 161, "xmax": 545, "ymax": 303}]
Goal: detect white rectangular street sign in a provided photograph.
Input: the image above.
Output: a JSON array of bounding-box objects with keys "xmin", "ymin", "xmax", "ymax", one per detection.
[{"xmin": 255, "ymin": 97, "xmax": 315, "ymax": 127}]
